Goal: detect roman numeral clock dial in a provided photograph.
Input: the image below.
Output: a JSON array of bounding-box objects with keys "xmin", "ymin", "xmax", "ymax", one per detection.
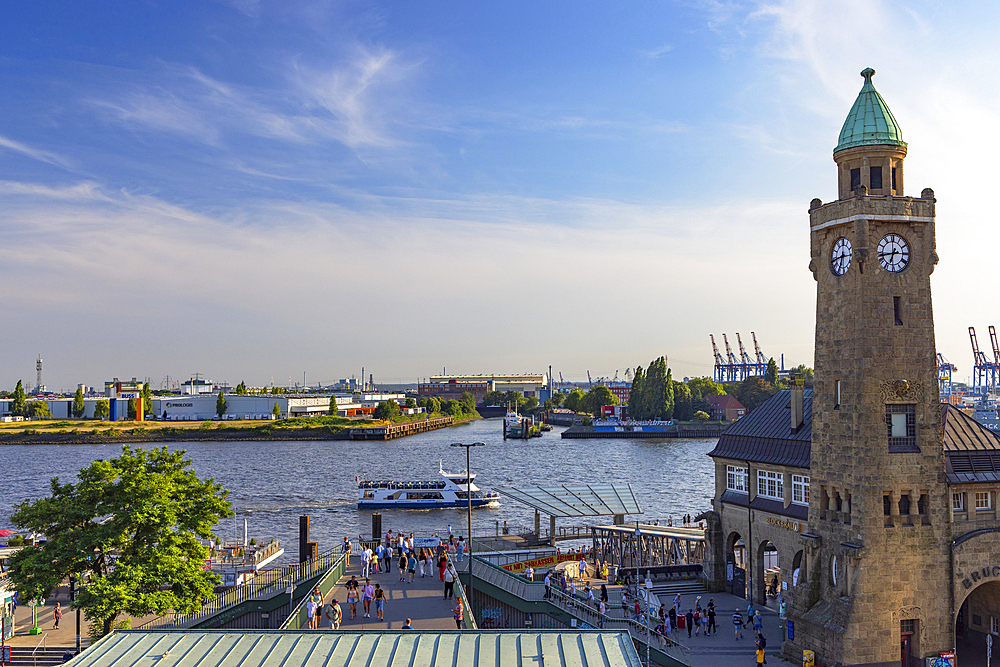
[
  {"xmin": 877, "ymin": 233, "xmax": 910, "ymax": 272},
  {"xmin": 831, "ymin": 237, "xmax": 852, "ymax": 276}
]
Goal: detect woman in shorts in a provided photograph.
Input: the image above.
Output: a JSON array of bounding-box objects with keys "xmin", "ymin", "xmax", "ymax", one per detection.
[
  {"xmin": 374, "ymin": 583, "xmax": 385, "ymax": 621},
  {"xmin": 347, "ymin": 584, "xmax": 359, "ymax": 620}
]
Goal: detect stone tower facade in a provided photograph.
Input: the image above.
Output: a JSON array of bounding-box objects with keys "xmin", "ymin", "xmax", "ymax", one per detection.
[{"xmin": 785, "ymin": 68, "xmax": 951, "ymax": 666}]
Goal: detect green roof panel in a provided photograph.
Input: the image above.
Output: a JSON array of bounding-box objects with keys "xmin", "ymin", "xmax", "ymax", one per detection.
[{"xmin": 835, "ymin": 68, "xmax": 906, "ymax": 153}]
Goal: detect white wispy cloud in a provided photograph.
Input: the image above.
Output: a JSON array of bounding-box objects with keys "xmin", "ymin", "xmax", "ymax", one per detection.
[
  {"xmin": 0, "ymin": 135, "xmax": 73, "ymax": 169},
  {"xmin": 644, "ymin": 43, "xmax": 675, "ymax": 59}
]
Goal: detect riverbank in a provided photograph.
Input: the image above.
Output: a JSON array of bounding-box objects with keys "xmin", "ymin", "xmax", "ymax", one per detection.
[
  {"xmin": 561, "ymin": 421, "xmax": 729, "ymax": 438},
  {"xmin": 0, "ymin": 413, "xmax": 481, "ymax": 445}
]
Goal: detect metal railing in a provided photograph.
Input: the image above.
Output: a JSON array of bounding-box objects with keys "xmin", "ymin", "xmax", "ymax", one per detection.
[
  {"xmin": 447, "ymin": 553, "xmax": 477, "ymax": 630},
  {"xmin": 30, "ymin": 633, "xmax": 46, "ymax": 667},
  {"xmin": 471, "ymin": 556, "xmax": 690, "ymax": 665},
  {"xmin": 138, "ymin": 548, "xmax": 344, "ymax": 629},
  {"xmin": 280, "ymin": 553, "xmax": 347, "ymax": 629}
]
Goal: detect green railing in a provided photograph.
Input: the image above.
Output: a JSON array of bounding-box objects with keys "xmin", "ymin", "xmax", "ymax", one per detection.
[
  {"xmin": 280, "ymin": 553, "xmax": 347, "ymax": 629},
  {"xmin": 138, "ymin": 548, "xmax": 345, "ymax": 629},
  {"xmin": 448, "ymin": 553, "xmax": 477, "ymax": 630}
]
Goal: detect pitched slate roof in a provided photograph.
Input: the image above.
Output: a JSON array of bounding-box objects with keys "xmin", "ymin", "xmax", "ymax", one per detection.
[
  {"xmin": 943, "ymin": 404, "xmax": 1000, "ymax": 484},
  {"xmin": 707, "ymin": 389, "xmax": 812, "ymax": 468},
  {"xmin": 708, "ymin": 395, "xmax": 744, "ymax": 410}
]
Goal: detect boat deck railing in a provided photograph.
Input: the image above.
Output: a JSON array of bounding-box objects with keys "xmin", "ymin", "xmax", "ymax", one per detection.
[{"xmin": 205, "ymin": 539, "xmax": 283, "ymax": 568}]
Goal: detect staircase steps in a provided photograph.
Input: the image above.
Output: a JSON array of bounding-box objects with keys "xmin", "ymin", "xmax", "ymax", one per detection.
[{"xmin": 6, "ymin": 646, "xmax": 79, "ymax": 667}]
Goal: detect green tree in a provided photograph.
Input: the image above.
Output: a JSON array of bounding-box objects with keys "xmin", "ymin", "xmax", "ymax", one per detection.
[
  {"xmin": 522, "ymin": 396, "xmax": 539, "ymax": 413},
  {"xmin": 550, "ymin": 392, "xmax": 565, "ymax": 408},
  {"xmin": 26, "ymin": 400, "xmax": 52, "ymax": 419},
  {"xmin": 731, "ymin": 377, "xmax": 778, "ymax": 413},
  {"xmin": 482, "ymin": 391, "xmax": 506, "ymax": 407},
  {"xmin": 127, "ymin": 398, "xmax": 137, "ymax": 421},
  {"xmin": 672, "ymin": 381, "xmax": 693, "ymax": 421},
  {"xmin": 582, "ymin": 385, "xmax": 618, "ymax": 417},
  {"xmin": 94, "ymin": 400, "xmax": 110, "ymax": 420},
  {"xmin": 405, "ymin": 397, "xmax": 416, "ymax": 409},
  {"xmin": 459, "ymin": 391, "xmax": 477, "ymax": 413},
  {"xmin": 563, "ymin": 389, "xmax": 585, "ymax": 413},
  {"xmin": 272, "ymin": 402, "xmax": 281, "ymax": 418},
  {"xmin": 8, "ymin": 445, "xmax": 233, "ymax": 638},
  {"xmin": 687, "ymin": 376, "xmax": 725, "ymax": 398},
  {"xmin": 629, "ymin": 367, "xmax": 646, "ymax": 420},
  {"xmin": 792, "ymin": 364, "xmax": 814, "ymax": 383},
  {"xmin": 216, "ymin": 391, "xmax": 227, "ymax": 418},
  {"xmin": 425, "ymin": 397, "xmax": 441, "ymax": 415},
  {"xmin": 11, "ymin": 380, "xmax": 26, "ymax": 417},
  {"xmin": 693, "ymin": 410, "xmax": 710, "ymax": 422},
  {"xmin": 764, "ymin": 359, "xmax": 779, "ymax": 385},
  {"xmin": 235, "ymin": 382, "xmax": 248, "ymax": 396},
  {"xmin": 641, "ymin": 357, "xmax": 674, "ymax": 420},
  {"xmin": 373, "ymin": 400, "xmax": 401, "ymax": 421},
  {"xmin": 328, "ymin": 395, "xmax": 339, "ymax": 415},
  {"xmin": 72, "ymin": 387, "xmax": 86, "ymax": 419},
  {"xmin": 141, "ymin": 382, "xmax": 152, "ymax": 415}
]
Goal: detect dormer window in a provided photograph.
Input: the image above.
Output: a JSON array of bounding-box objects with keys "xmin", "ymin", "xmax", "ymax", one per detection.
[{"xmin": 870, "ymin": 166, "xmax": 883, "ymax": 190}]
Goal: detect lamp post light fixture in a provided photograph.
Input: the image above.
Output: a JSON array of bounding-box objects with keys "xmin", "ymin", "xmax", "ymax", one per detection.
[{"xmin": 450, "ymin": 442, "xmax": 485, "ymax": 619}]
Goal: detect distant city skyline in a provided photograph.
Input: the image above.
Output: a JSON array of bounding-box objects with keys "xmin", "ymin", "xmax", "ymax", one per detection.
[{"xmin": 2, "ymin": 1, "xmax": 998, "ymax": 391}]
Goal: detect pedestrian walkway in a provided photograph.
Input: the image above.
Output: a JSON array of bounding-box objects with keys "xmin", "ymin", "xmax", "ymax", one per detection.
[{"xmin": 325, "ymin": 558, "xmax": 464, "ymax": 631}]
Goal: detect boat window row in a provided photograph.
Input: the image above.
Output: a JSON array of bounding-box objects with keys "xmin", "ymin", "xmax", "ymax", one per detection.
[{"xmin": 358, "ymin": 481, "xmax": 447, "ymax": 489}]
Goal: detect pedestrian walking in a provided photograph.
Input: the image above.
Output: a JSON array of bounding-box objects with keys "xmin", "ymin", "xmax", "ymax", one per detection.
[
  {"xmin": 453, "ymin": 597, "xmax": 464, "ymax": 629},
  {"xmin": 306, "ymin": 598, "xmax": 317, "ymax": 629},
  {"xmin": 374, "ymin": 584, "xmax": 385, "ymax": 621},
  {"xmin": 685, "ymin": 609, "xmax": 694, "ymax": 638},
  {"xmin": 439, "ymin": 554, "xmax": 447, "ymax": 581},
  {"xmin": 525, "ymin": 566, "xmax": 534, "ymax": 582},
  {"xmin": 600, "ymin": 584, "xmax": 608, "ymax": 604},
  {"xmin": 361, "ymin": 545, "xmax": 372, "ymax": 579},
  {"xmin": 543, "ymin": 572, "xmax": 552, "ymax": 599},
  {"xmin": 598, "ymin": 599, "xmax": 607, "ymax": 628},
  {"xmin": 753, "ymin": 610, "xmax": 763, "ymax": 635},
  {"xmin": 362, "ymin": 579, "xmax": 375, "ymax": 618},
  {"xmin": 707, "ymin": 604, "xmax": 717, "ymax": 635},
  {"xmin": 578, "ymin": 556, "xmax": 588, "ymax": 579},
  {"xmin": 444, "ymin": 563, "xmax": 457, "ymax": 599},
  {"xmin": 345, "ymin": 576, "xmax": 359, "ymax": 619},
  {"xmin": 755, "ymin": 632, "xmax": 767, "ymax": 666},
  {"xmin": 342, "ymin": 537, "xmax": 352, "ymax": 566},
  {"xmin": 326, "ymin": 599, "xmax": 342, "ymax": 629},
  {"xmin": 457, "ymin": 536, "xmax": 465, "ymax": 562},
  {"xmin": 53, "ymin": 603, "xmax": 62, "ymax": 629},
  {"xmin": 733, "ymin": 608, "xmax": 745, "ymax": 639},
  {"xmin": 399, "ymin": 552, "xmax": 408, "ymax": 582},
  {"xmin": 407, "ymin": 552, "xmax": 417, "ymax": 583}
]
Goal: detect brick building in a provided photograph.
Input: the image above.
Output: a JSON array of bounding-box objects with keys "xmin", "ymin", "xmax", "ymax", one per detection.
[{"xmin": 707, "ymin": 394, "xmax": 745, "ymax": 421}]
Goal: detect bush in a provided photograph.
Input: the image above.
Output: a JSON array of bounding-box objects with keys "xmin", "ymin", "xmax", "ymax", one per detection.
[{"xmin": 694, "ymin": 410, "xmax": 710, "ymax": 422}]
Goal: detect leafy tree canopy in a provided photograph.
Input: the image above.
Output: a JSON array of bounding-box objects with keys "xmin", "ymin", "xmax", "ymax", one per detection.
[
  {"xmin": 687, "ymin": 376, "xmax": 725, "ymax": 398},
  {"xmin": 127, "ymin": 397, "xmax": 137, "ymax": 420},
  {"xmin": 9, "ymin": 445, "xmax": 233, "ymax": 637},
  {"xmin": 215, "ymin": 391, "xmax": 227, "ymax": 418},
  {"xmin": 764, "ymin": 358, "xmax": 779, "ymax": 385},
  {"xmin": 73, "ymin": 387, "xmax": 86, "ymax": 419},
  {"xmin": 27, "ymin": 400, "xmax": 52, "ymax": 419},
  {"xmin": 581, "ymin": 385, "xmax": 618, "ymax": 417},
  {"xmin": 328, "ymin": 395, "xmax": 339, "ymax": 415},
  {"xmin": 12, "ymin": 380, "xmax": 27, "ymax": 417},
  {"xmin": 729, "ymin": 376, "xmax": 777, "ymax": 413},
  {"xmin": 373, "ymin": 400, "xmax": 401, "ymax": 421},
  {"xmin": 94, "ymin": 400, "xmax": 110, "ymax": 420},
  {"xmin": 693, "ymin": 410, "xmax": 711, "ymax": 422},
  {"xmin": 562, "ymin": 389, "xmax": 585, "ymax": 413}
]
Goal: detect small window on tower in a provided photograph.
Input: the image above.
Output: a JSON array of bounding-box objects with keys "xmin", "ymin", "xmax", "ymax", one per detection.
[
  {"xmin": 850, "ymin": 168, "xmax": 861, "ymax": 191},
  {"xmin": 886, "ymin": 404, "xmax": 918, "ymax": 452},
  {"xmin": 892, "ymin": 167, "xmax": 898, "ymax": 191},
  {"xmin": 835, "ymin": 380, "xmax": 841, "ymax": 410},
  {"xmin": 894, "ymin": 297, "xmax": 903, "ymax": 326},
  {"xmin": 870, "ymin": 166, "xmax": 883, "ymax": 189}
]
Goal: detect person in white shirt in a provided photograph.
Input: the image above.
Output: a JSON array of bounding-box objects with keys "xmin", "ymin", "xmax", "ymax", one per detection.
[
  {"xmin": 543, "ymin": 572, "xmax": 552, "ymax": 599},
  {"xmin": 362, "ymin": 547, "xmax": 373, "ymax": 578},
  {"xmin": 525, "ymin": 566, "xmax": 534, "ymax": 581},
  {"xmin": 586, "ymin": 586, "xmax": 595, "ymax": 606},
  {"xmin": 578, "ymin": 557, "xmax": 588, "ymax": 578},
  {"xmin": 569, "ymin": 579, "xmax": 576, "ymax": 597}
]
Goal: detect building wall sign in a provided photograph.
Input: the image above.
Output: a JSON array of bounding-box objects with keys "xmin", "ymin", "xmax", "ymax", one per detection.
[
  {"xmin": 960, "ymin": 565, "xmax": 1000, "ymax": 589},
  {"xmin": 766, "ymin": 517, "xmax": 801, "ymax": 532},
  {"xmin": 166, "ymin": 402, "xmax": 193, "ymax": 408}
]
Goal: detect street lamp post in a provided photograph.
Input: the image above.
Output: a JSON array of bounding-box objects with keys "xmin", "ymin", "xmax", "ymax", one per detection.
[{"xmin": 450, "ymin": 442, "xmax": 485, "ymax": 623}]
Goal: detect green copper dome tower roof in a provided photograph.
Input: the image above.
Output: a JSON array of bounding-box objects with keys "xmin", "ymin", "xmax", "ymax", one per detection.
[{"xmin": 835, "ymin": 68, "xmax": 906, "ymax": 154}]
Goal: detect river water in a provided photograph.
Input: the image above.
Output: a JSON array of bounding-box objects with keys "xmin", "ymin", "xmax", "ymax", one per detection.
[{"xmin": 0, "ymin": 419, "xmax": 717, "ymax": 564}]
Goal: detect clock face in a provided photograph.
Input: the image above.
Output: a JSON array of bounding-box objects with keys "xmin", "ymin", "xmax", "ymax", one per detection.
[
  {"xmin": 877, "ymin": 234, "xmax": 910, "ymax": 272},
  {"xmin": 831, "ymin": 237, "xmax": 852, "ymax": 276}
]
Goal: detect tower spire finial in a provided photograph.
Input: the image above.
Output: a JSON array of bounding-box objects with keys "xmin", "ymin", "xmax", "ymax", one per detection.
[{"xmin": 861, "ymin": 67, "xmax": 875, "ymax": 81}]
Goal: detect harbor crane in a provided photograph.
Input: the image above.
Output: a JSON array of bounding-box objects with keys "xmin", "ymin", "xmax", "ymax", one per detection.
[
  {"xmin": 969, "ymin": 326, "xmax": 997, "ymax": 395},
  {"xmin": 710, "ymin": 334, "xmax": 727, "ymax": 383},
  {"xmin": 736, "ymin": 333, "xmax": 753, "ymax": 381},
  {"xmin": 712, "ymin": 332, "xmax": 771, "ymax": 382},
  {"xmin": 752, "ymin": 332, "xmax": 768, "ymax": 376},
  {"xmin": 938, "ymin": 353, "xmax": 957, "ymax": 402},
  {"xmin": 722, "ymin": 334, "xmax": 739, "ymax": 383}
]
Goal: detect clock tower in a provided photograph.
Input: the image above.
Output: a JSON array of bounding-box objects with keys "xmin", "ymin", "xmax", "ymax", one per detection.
[{"xmin": 787, "ymin": 68, "xmax": 951, "ymax": 666}]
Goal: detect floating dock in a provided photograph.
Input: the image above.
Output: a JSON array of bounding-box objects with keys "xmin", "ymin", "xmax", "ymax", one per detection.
[{"xmin": 348, "ymin": 416, "xmax": 455, "ymax": 440}]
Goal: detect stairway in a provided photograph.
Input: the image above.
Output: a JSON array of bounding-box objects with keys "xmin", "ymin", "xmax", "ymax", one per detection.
[
  {"xmin": 6, "ymin": 645, "xmax": 78, "ymax": 666},
  {"xmin": 650, "ymin": 580, "xmax": 708, "ymax": 597}
]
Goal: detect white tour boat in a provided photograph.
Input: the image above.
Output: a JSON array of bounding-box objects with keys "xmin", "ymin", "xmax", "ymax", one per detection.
[{"xmin": 357, "ymin": 463, "xmax": 500, "ymax": 509}]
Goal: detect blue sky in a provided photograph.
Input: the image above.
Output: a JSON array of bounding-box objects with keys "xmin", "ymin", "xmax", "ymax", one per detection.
[{"xmin": 2, "ymin": 0, "xmax": 999, "ymax": 390}]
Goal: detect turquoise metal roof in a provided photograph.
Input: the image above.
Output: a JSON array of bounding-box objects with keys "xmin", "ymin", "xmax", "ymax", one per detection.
[
  {"xmin": 835, "ymin": 68, "xmax": 906, "ymax": 153},
  {"xmin": 71, "ymin": 630, "xmax": 643, "ymax": 667}
]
